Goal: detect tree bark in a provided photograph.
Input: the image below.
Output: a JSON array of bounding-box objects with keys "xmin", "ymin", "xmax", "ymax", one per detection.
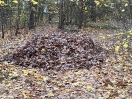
[
  {"xmin": 90, "ymin": 0, "xmax": 96, "ymax": 22},
  {"xmin": 58, "ymin": 0, "xmax": 64, "ymax": 29},
  {"xmin": 78, "ymin": 0, "xmax": 83, "ymax": 29},
  {"xmin": 29, "ymin": 2, "xmax": 35, "ymax": 30},
  {"xmin": 15, "ymin": 0, "xmax": 21, "ymax": 36},
  {"xmin": 1, "ymin": 6, "xmax": 4, "ymax": 38},
  {"xmin": 128, "ymin": 0, "xmax": 132, "ymax": 19}
]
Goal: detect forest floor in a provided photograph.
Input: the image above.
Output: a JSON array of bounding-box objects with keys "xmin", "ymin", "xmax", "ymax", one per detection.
[{"xmin": 0, "ymin": 25, "xmax": 132, "ymax": 99}]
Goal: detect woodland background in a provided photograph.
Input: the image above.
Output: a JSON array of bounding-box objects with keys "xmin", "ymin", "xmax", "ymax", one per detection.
[
  {"xmin": 0, "ymin": 0, "xmax": 132, "ymax": 38},
  {"xmin": 0, "ymin": 0, "xmax": 132, "ymax": 99}
]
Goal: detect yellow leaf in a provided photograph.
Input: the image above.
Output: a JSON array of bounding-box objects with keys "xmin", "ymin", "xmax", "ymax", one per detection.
[
  {"xmin": 123, "ymin": 66, "xmax": 127, "ymax": 69},
  {"xmin": 60, "ymin": 61, "xmax": 65, "ymax": 64},
  {"xmin": 117, "ymin": 35, "xmax": 120, "ymax": 38},
  {"xmin": 123, "ymin": 38, "xmax": 126, "ymax": 41},
  {"xmin": 14, "ymin": 86, "xmax": 22, "ymax": 90},
  {"xmin": 125, "ymin": 3, "xmax": 128, "ymax": 7},
  {"xmin": 84, "ymin": 7, "xmax": 87, "ymax": 10},
  {"xmin": 127, "ymin": 80, "xmax": 131, "ymax": 83},
  {"xmin": 105, "ymin": 47, "xmax": 109, "ymax": 50},
  {"xmin": 119, "ymin": 32, "xmax": 124, "ymax": 35},
  {"xmin": 105, "ymin": 58, "xmax": 110, "ymax": 62},
  {"xmin": 86, "ymin": 85, "xmax": 93, "ymax": 90},
  {"xmin": 37, "ymin": 76, "xmax": 48, "ymax": 81},
  {"xmin": 22, "ymin": 70, "xmax": 29, "ymax": 75},
  {"xmin": 107, "ymin": 84, "xmax": 114, "ymax": 89},
  {"xmin": 122, "ymin": 9, "xmax": 125, "ymax": 12},
  {"xmin": 129, "ymin": 32, "xmax": 132, "ymax": 35},
  {"xmin": 123, "ymin": 43, "xmax": 128, "ymax": 48},
  {"xmin": 0, "ymin": 1, "xmax": 6, "ymax": 6},
  {"xmin": 94, "ymin": 1, "xmax": 100, "ymax": 6},
  {"xmin": 127, "ymin": 35, "xmax": 130, "ymax": 38},
  {"xmin": 102, "ymin": 36, "xmax": 106, "ymax": 39},
  {"xmin": 75, "ymin": 70, "xmax": 81, "ymax": 74},
  {"xmin": 28, "ymin": 70, "xmax": 36, "ymax": 75},
  {"xmin": 58, "ymin": 83, "xmax": 63, "ymax": 87},
  {"xmin": 3, "ymin": 61, "xmax": 9, "ymax": 65},
  {"xmin": 0, "ymin": 1, "xmax": 3, "ymax": 4},
  {"xmin": 104, "ymin": 4, "xmax": 108, "ymax": 7},
  {"xmin": 72, "ymin": 82, "xmax": 80, "ymax": 86},
  {"xmin": 115, "ymin": 46, "xmax": 120, "ymax": 52},
  {"xmin": 13, "ymin": 0, "xmax": 18, "ymax": 3},
  {"xmin": 100, "ymin": 35, "xmax": 106, "ymax": 39},
  {"xmin": 21, "ymin": 90, "xmax": 29, "ymax": 98},
  {"xmin": 106, "ymin": 34, "xmax": 111, "ymax": 37},
  {"xmin": 32, "ymin": 0, "xmax": 38, "ymax": 5},
  {"xmin": 41, "ymin": 48, "xmax": 45, "ymax": 52},
  {"xmin": 48, "ymin": 92, "xmax": 54, "ymax": 97}
]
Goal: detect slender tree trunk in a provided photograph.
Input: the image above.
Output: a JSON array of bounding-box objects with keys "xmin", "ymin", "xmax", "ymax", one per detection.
[
  {"xmin": 128, "ymin": 0, "xmax": 132, "ymax": 20},
  {"xmin": 15, "ymin": 0, "xmax": 20, "ymax": 36},
  {"xmin": 65, "ymin": 0, "xmax": 69, "ymax": 24},
  {"xmin": 90, "ymin": 0, "xmax": 96, "ymax": 22},
  {"xmin": 39, "ymin": 7, "xmax": 44, "ymax": 21},
  {"xmin": 69, "ymin": 4, "xmax": 73, "ymax": 24},
  {"xmin": 58, "ymin": 0, "xmax": 64, "ymax": 29},
  {"xmin": 9, "ymin": 2, "xmax": 13, "ymax": 36},
  {"xmin": 78, "ymin": 0, "xmax": 83, "ymax": 29},
  {"xmin": 29, "ymin": 2, "xmax": 35, "ymax": 30},
  {"xmin": 1, "ymin": 6, "xmax": 4, "ymax": 38}
]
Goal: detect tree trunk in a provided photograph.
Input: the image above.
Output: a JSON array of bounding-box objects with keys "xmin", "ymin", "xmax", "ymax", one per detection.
[
  {"xmin": 29, "ymin": 2, "xmax": 35, "ymax": 30},
  {"xmin": 128, "ymin": 0, "xmax": 132, "ymax": 19},
  {"xmin": 78, "ymin": 0, "xmax": 83, "ymax": 29},
  {"xmin": 9, "ymin": 1, "xmax": 13, "ymax": 36},
  {"xmin": 69, "ymin": 4, "xmax": 73, "ymax": 25},
  {"xmin": 15, "ymin": 0, "xmax": 21, "ymax": 36},
  {"xmin": 90, "ymin": 0, "xmax": 96, "ymax": 22},
  {"xmin": 1, "ymin": 6, "xmax": 4, "ymax": 38},
  {"xmin": 58, "ymin": 0, "xmax": 64, "ymax": 30}
]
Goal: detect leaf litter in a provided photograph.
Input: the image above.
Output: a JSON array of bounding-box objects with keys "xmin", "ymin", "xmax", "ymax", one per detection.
[
  {"xmin": 0, "ymin": 26, "xmax": 132, "ymax": 98},
  {"xmin": 1, "ymin": 32, "xmax": 107, "ymax": 70}
]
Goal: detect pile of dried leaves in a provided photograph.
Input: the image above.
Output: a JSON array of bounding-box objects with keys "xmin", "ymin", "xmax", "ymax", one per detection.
[{"xmin": 2, "ymin": 32, "xmax": 107, "ymax": 70}]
